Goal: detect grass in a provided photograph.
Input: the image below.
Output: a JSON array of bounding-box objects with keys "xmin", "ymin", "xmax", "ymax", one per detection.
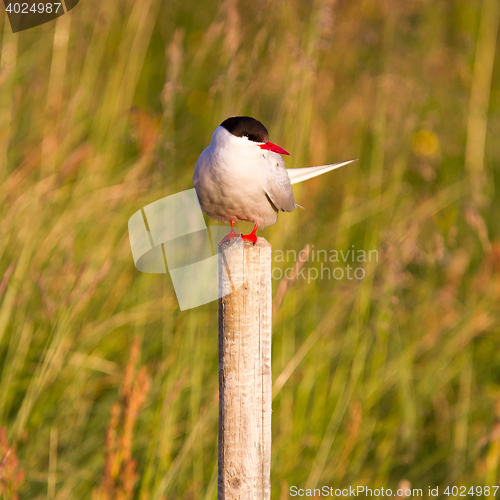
[{"xmin": 0, "ymin": 0, "xmax": 500, "ymax": 498}]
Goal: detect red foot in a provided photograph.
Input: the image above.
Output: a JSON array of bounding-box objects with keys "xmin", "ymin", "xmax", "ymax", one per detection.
[
  {"xmin": 241, "ymin": 232, "xmax": 257, "ymax": 244},
  {"xmin": 219, "ymin": 221, "xmax": 241, "ymax": 246},
  {"xmin": 241, "ymin": 223, "xmax": 259, "ymax": 245}
]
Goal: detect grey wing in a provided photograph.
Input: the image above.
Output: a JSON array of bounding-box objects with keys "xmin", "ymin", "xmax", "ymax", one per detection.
[{"xmin": 264, "ymin": 156, "xmax": 296, "ymax": 213}]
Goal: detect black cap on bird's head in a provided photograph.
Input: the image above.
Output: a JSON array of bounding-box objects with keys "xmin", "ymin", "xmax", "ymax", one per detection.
[
  {"xmin": 220, "ymin": 116, "xmax": 269, "ymax": 143},
  {"xmin": 220, "ymin": 116, "xmax": 290, "ymax": 155}
]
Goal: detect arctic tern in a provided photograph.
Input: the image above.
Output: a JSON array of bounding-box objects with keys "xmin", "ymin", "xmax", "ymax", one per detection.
[{"xmin": 193, "ymin": 116, "xmax": 354, "ymax": 244}]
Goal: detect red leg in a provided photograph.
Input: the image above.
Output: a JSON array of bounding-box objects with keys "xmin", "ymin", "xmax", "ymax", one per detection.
[
  {"xmin": 219, "ymin": 220, "xmax": 240, "ymax": 245},
  {"xmin": 242, "ymin": 223, "xmax": 258, "ymax": 244}
]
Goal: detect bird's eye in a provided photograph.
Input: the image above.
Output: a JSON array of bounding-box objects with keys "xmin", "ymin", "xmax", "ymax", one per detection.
[{"xmin": 243, "ymin": 133, "xmax": 249, "ymax": 138}]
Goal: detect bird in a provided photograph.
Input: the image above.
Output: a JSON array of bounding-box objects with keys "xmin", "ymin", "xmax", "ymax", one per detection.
[{"xmin": 193, "ymin": 116, "xmax": 355, "ymax": 244}]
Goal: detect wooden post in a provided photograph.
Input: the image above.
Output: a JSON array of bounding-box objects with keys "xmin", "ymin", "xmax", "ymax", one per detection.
[{"xmin": 218, "ymin": 237, "xmax": 272, "ymax": 500}]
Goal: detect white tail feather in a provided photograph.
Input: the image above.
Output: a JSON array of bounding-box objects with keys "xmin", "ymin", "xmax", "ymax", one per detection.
[{"xmin": 286, "ymin": 159, "xmax": 357, "ymax": 185}]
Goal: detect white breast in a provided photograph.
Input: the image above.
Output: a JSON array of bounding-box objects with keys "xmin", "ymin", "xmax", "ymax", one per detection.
[{"xmin": 193, "ymin": 127, "xmax": 288, "ymax": 227}]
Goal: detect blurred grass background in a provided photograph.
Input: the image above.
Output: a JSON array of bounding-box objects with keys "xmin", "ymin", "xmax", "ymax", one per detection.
[{"xmin": 0, "ymin": 0, "xmax": 500, "ymax": 498}]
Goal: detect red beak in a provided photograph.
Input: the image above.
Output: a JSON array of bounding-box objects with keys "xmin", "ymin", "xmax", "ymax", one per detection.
[{"xmin": 259, "ymin": 141, "xmax": 290, "ymax": 155}]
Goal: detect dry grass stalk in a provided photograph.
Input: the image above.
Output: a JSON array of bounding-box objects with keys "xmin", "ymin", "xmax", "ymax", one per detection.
[
  {"xmin": 394, "ymin": 480, "xmax": 412, "ymax": 499},
  {"xmin": 0, "ymin": 263, "xmax": 15, "ymax": 298},
  {"xmin": 334, "ymin": 400, "xmax": 362, "ymax": 481},
  {"xmin": 92, "ymin": 338, "xmax": 151, "ymax": 500},
  {"xmin": 0, "ymin": 427, "xmax": 24, "ymax": 500},
  {"xmin": 273, "ymin": 244, "xmax": 311, "ymax": 316}
]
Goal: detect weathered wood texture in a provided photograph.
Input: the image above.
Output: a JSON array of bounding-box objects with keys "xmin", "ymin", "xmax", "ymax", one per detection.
[{"xmin": 218, "ymin": 237, "xmax": 272, "ymax": 500}]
